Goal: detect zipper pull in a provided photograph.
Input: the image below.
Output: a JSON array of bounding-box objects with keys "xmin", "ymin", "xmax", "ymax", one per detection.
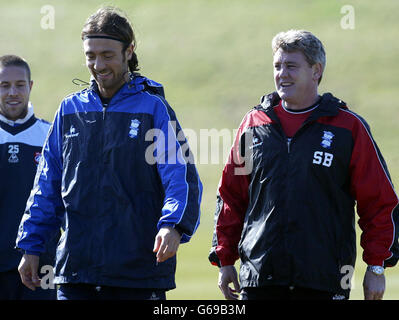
[
  {"xmin": 287, "ymin": 138, "xmax": 292, "ymax": 153},
  {"xmin": 102, "ymin": 104, "xmax": 107, "ymax": 120}
]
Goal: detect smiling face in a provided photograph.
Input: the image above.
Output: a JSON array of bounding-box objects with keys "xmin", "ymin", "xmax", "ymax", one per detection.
[
  {"xmin": 273, "ymin": 48, "xmax": 322, "ymax": 110},
  {"xmin": 83, "ymin": 35, "xmax": 133, "ymax": 98},
  {"xmin": 0, "ymin": 66, "xmax": 32, "ymax": 121}
]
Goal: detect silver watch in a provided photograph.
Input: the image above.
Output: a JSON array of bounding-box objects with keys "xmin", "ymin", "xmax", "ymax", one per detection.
[{"xmin": 367, "ymin": 265, "xmax": 385, "ymax": 276}]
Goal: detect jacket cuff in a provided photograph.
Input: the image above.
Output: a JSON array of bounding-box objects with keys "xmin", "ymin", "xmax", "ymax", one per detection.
[
  {"xmin": 364, "ymin": 256, "xmax": 384, "ymax": 267},
  {"xmin": 16, "ymin": 247, "xmax": 41, "ymax": 256},
  {"xmin": 209, "ymin": 246, "xmax": 237, "ymax": 267}
]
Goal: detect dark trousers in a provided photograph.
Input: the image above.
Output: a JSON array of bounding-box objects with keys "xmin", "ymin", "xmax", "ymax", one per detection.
[
  {"xmin": 57, "ymin": 283, "xmax": 166, "ymax": 300},
  {"xmin": 241, "ymin": 285, "xmax": 346, "ymax": 300},
  {"xmin": 0, "ymin": 269, "xmax": 56, "ymax": 300}
]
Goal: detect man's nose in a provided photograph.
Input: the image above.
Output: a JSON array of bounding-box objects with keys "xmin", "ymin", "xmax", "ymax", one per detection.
[
  {"xmin": 8, "ymin": 85, "xmax": 18, "ymax": 96},
  {"xmin": 278, "ymin": 66, "xmax": 289, "ymax": 78},
  {"xmin": 93, "ymin": 57, "xmax": 105, "ymax": 71}
]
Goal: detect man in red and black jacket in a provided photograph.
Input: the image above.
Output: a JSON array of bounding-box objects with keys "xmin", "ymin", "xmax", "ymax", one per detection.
[{"xmin": 209, "ymin": 30, "xmax": 399, "ymax": 300}]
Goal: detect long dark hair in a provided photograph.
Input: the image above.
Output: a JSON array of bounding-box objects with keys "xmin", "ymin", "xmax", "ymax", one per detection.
[{"xmin": 81, "ymin": 6, "xmax": 139, "ymax": 73}]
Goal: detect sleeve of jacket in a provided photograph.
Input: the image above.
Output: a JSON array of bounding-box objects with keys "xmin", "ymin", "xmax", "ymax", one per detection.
[
  {"xmin": 209, "ymin": 113, "xmax": 252, "ymax": 267},
  {"xmin": 349, "ymin": 114, "xmax": 399, "ymax": 267},
  {"xmin": 152, "ymin": 97, "xmax": 202, "ymax": 243},
  {"xmin": 16, "ymin": 106, "xmax": 65, "ymax": 255}
]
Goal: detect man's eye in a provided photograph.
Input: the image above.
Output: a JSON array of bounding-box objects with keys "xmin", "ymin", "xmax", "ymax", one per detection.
[{"xmin": 104, "ymin": 55, "xmax": 114, "ymax": 60}]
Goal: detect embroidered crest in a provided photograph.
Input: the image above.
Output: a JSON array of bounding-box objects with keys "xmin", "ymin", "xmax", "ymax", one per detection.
[
  {"xmin": 34, "ymin": 152, "xmax": 42, "ymax": 165},
  {"xmin": 321, "ymin": 131, "xmax": 334, "ymax": 149},
  {"xmin": 129, "ymin": 119, "xmax": 140, "ymax": 138}
]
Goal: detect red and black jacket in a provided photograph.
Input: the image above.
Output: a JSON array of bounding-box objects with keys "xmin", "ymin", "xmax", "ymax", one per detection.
[{"xmin": 209, "ymin": 92, "xmax": 399, "ymax": 297}]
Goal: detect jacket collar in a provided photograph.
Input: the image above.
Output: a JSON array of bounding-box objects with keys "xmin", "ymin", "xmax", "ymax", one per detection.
[
  {"xmin": 0, "ymin": 102, "xmax": 36, "ymax": 135},
  {"xmin": 311, "ymin": 93, "xmax": 348, "ymax": 118},
  {"xmin": 88, "ymin": 74, "xmax": 165, "ymax": 104},
  {"xmin": 259, "ymin": 91, "xmax": 348, "ymax": 119}
]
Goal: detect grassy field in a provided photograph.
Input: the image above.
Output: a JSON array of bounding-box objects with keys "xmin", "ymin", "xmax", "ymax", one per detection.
[{"xmin": 1, "ymin": 0, "xmax": 398, "ymax": 300}]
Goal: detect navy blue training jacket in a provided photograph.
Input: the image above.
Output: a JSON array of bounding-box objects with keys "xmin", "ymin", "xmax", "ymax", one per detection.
[{"xmin": 16, "ymin": 76, "xmax": 202, "ymax": 289}]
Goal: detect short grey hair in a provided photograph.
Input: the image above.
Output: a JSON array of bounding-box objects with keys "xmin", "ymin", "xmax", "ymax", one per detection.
[{"xmin": 272, "ymin": 30, "xmax": 326, "ymax": 83}]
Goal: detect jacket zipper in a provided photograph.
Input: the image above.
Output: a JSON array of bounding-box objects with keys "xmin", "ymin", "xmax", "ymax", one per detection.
[
  {"xmin": 286, "ymin": 118, "xmax": 316, "ymax": 154},
  {"xmin": 103, "ymin": 105, "xmax": 107, "ymax": 120},
  {"xmin": 101, "ymin": 101, "xmax": 111, "ymax": 164}
]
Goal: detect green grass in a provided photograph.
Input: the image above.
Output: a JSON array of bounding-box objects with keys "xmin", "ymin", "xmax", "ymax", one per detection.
[{"xmin": 1, "ymin": 0, "xmax": 398, "ymax": 300}]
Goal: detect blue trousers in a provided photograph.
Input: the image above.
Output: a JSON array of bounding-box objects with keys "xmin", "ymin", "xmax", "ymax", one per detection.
[
  {"xmin": 0, "ymin": 269, "xmax": 57, "ymax": 300},
  {"xmin": 57, "ymin": 283, "xmax": 166, "ymax": 300}
]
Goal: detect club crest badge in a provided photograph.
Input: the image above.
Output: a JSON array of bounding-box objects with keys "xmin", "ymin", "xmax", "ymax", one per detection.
[
  {"xmin": 34, "ymin": 152, "xmax": 42, "ymax": 165},
  {"xmin": 321, "ymin": 131, "xmax": 334, "ymax": 149},
  {"xmin": 129, "ymin": 119, "xmax": 140, "ymax": 138}
]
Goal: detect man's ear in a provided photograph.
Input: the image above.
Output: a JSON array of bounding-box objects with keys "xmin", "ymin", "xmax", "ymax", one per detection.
[
  {"xmin": 125, "ymin": 43, "xmax": 134, "ymax": 61},
  {"xmin": 312, "ymin": 63, "xmax": 323, "ymax": 83}
]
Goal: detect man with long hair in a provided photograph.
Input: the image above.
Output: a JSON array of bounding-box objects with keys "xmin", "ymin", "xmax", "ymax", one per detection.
[{"xmin": 16, "ymin": 7, "xmax": 202, "ymax": 300}]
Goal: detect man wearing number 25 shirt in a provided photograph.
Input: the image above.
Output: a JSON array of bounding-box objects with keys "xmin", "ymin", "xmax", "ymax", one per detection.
[
  {"xmin": 209, "ymin": 30, "xmax": 399, "ymax": 300},
  {"xmin": 0, "ymin": 55, "xmax": 57, "ymax": 299}
]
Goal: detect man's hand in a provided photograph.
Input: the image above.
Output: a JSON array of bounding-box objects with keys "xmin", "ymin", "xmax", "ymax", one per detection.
[
  {"xmin": 18, "ymin": 254, "xmax": 41, "ymax": 291},
  {"xmin": 153, "ymin": 226, "xmax": 181, "ymax": 263},
  {"xmin": 363, "ymin": 269, "xmax": 385, "ymax": 300},
  {"xmin": 218, "ymin": 265, "xmax": 240, "ymax": 300}
]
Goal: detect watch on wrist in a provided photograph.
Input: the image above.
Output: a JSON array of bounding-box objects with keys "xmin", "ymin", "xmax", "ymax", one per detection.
[{"xmin": 367, "ymin": 265, "xmax": 385, "ymax": 276}]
